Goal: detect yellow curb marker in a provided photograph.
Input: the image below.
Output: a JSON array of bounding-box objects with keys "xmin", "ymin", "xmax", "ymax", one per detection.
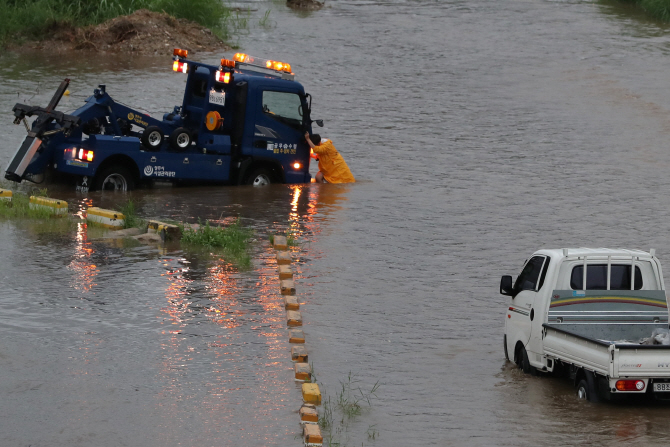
[
  {"xmin": 302, "ymin": 383, "xmax": 322, "ymax": 405},
  {"xmin": 280, "ymin": 279, "xmax": 296, "ymax": 295},
  {"xmin": 294, "ymin": 363, "xmax": 311, "ymax": 381},
  {"xmin": 303, "ymin": 424, "xmax": 323, "ymax": 446},
  {"xmin": 278, "ymin": 264, "xmax": 293, "ymax": 279},
  {"xmin": 283, "ymin": 295, "xmax": 299, "ymax": 311},
  {"xmin": 288, "ymin": 329, "xmax": 305, "ymax": 344},
  {"xmin": 0, "ymin": 189, "xmax": 12, "ymax": 201},
  {"xmin": 276, "ymin": 251, "xmax": 292, "ymax": 265},
  {"xmin": 273, "ymin": 235, "xmax": 288, "ymax": 250},
  {"xmin": 286, "ymin": 310, "xmax": 302, "ymax": 327},
  {"xmin": 291, "ymin": 345, "xmax": 308, "ymax": 362},
  {"xmin": 300, "ymin": 404, "xmax": 319, "ymax": 424},
  {"xmin": 86, "ymin": 207, "xmax": 125, "ymax": 229},
  {"xmin": 29, "ymin": 196, "xmax": 68, "ymax": 216}
]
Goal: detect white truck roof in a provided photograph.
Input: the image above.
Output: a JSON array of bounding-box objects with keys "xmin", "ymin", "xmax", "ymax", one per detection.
[{"xmin": 535, "ymin": 247, "xmax": 656, "ymax": 260}]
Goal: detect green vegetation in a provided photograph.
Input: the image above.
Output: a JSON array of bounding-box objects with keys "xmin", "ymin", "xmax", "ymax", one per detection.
[
  {"xmin": 0, "ymin": 190, "xmax": 59, "ymax": 219},
  {"xmin": 0, "ymin": 0, "xmax": 235, "ymax": 44},
  {"xmin": 312, "ymin": 369, "xmax": 381, "ymax": 446},
  {"xmin": 117, "ymin": 198, "xmax": 145, "ymax": 229},
  {"xmin": 613, "ymin": 0, "xmax": 670, "ymax": 21},
  {"xmin": 181, "ymin": 219, "xmax": 254, "ymax": 267}
]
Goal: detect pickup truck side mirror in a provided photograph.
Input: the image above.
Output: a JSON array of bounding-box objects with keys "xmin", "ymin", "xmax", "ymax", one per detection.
[{"xmin": 500, "ymin": 275, "xmax": 515, "ymax": 296}]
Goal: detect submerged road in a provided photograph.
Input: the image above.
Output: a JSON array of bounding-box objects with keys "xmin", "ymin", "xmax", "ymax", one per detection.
[{"xmin": 2, "ymin": 0, "xmax": 670, "ymax": 445}]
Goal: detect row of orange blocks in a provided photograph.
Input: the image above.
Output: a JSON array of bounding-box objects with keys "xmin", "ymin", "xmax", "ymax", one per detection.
[{"xmin": 274, "ymin": 235, "xmax": 323, "ymax": 447}]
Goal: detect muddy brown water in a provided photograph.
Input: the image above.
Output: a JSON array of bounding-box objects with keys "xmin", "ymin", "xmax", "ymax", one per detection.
[{"xmin": 3, "ymin": 0, "xmax": 670, "ymax": 445}]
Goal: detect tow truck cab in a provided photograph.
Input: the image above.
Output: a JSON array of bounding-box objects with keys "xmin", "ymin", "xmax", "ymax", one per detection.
[{"xmin": 5, "ymin": 51, "xmax": 318, "ymax": 190}]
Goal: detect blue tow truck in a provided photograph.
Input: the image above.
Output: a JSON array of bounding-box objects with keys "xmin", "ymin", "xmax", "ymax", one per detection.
[{"xmin": 5, "ymin": 50, "xmax": 322, "ymax": 191}]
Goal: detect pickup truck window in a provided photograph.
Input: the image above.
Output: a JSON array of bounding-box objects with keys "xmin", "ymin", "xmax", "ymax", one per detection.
[
  {"xmin": 262, "ymin": 91, "xmax": 303, "ymax": 130},
  {"xmin": 570, "ymin": 264, "xmax": 643, "ymax": 290},
  {"xmin": 514, "ymin": 256, "xmax": 546, "ymax": 292}
]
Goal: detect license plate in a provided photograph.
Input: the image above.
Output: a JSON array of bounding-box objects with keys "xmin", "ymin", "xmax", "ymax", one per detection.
[{"xmin": 654, "ymin": 382, "xmax": 670, "ymax": 392}]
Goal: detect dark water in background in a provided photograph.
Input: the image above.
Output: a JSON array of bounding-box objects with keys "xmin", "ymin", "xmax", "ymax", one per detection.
[{"xmin": 3, "ymin": 0, "xmax": 670, "ymax": 445}]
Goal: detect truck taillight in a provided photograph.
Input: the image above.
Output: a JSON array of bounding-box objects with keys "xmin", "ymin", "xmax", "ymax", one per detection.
[
  {"xmin": 173, "ymin": 61, "xmax": 188, "ymax": 73},
  {"xmin": 77, "ymin": 148, "xmax": 94, "ymax": 162},
  {"xmin": 215, "ymin": 71, "xmax": 230, "ymax": 84},
  {"xmin": 616, "ymin": 380, "xmax": 645, "ymax": 391}
]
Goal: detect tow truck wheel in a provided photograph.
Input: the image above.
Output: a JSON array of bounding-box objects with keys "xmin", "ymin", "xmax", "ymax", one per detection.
[
  {"xmin": 95, "ymin": 165, "xmax": 135, "ymax": 191},
  {"xmin": 141, "ymin": 126, "xmax": 164, "ymax": 150},
  {"xmin": 246, "ymin": 168, "xmax": 273, "ymax": 186},
  {"xmin": 170, "ymin": 127, "xmax": 192, "ymax": 151}
]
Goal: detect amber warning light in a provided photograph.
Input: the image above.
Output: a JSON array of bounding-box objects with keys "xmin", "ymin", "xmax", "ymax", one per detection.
[
  {"xmin": 173, "ymin": 48, "xmax": 188, "ymax": 58},
  {"xmin": 233, "ymin": 53, "xmax": 293, "ymax": 74}
]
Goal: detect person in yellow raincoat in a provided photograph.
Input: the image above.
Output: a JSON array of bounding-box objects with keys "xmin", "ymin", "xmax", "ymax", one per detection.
[{"xmin": 304, "ymin": 132, "xmax": 355, "ymax": 183}]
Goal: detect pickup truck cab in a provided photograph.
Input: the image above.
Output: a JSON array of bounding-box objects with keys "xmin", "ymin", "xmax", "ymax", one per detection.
[{"xmin": 501, "ymin": 248, "xmax": 670, "ymax": 402}]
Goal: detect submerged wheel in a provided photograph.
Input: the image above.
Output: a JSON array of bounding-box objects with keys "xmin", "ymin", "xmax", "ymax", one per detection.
[
  {"xmin": 95, "ymin": 165, "xmax": 135, "ymax": 191},
  {"xmin": 576, "ymin": 373, "xmax": 600, "ymax": 403},
  {"xmin": 517, "ymin": 345, "xmax": 537, "ymax": 376},
  {"xmin": 170, "ymin": 127, "xmax": 192, "ymax": 151},
  {"xmin": 141, "ymin": 126, "xmax": 164, "ymax": 150},
  {"xmin": 504, "ymin": 335, "xmax": 509, "ymax": 361},
  {"xmin": 246, "ymin": 168, "xmax": 273, "ymax": 186}
]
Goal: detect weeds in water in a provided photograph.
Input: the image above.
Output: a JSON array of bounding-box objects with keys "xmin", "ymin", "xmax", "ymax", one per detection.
[
  {"xmin": 181, "ymin": 219, "xmax": 254, "ymax": 267},
  {"xmin": 611, "ymin": 0, "xmax": 670, "ymax": 21},
  {"xmin": 117, "ymin": 199, "xmax": 145, "ymax": 229},
  {"xmin": 315, "ymin": 370, "xmax": 381, "ymax": 446},
  {"xmin": 258, "ymin": 9, "xmax": 273, "ymax": 28}
]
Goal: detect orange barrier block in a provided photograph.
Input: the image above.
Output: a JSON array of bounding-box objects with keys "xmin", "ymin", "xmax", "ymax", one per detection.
[
  {"xmin": 280, "ymin": 279, "xmax": 295, "ymax": 295},
  {"xmin": 302, "ymin": 383, "xmax": 321, "ymax": 405},
  {"xmin": 294, "ymin": 362, "xmax": 311, "ymax": 381},
  {"xmin": 303, "ymin": 422, "xmax": 323, "ymax": 446},
  {"xmin": 286, "ymin": 311, "xmax": 302, "ymax": 327},
  {"xmin": 283, "ymin": 295, "xmax": 299, "ymax": 311},
  {"xmin": 278, "ymin": 264, "xmax": 293, "ymax": 279},
  {"xmin": 288, "ymin": 329, "xmax": 305, "ymax": 344},
  {"xmin": 276, "ymin": 251, "xmax": 292, "ymax": 265},
  {"xmin": 291, "ymin": 345, "xmax": 308, "ymax": 362},
  {"xmin": 300, "ymin": 405, "xmax": 319, "ymax": 424},
  {"xmin": 273, "ymin": 235, "xmax": 288, "ymax": 250}
]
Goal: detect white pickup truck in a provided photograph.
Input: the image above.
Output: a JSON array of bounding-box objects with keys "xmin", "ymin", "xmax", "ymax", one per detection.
[{"xmin": 501, "ymin": 248, "xmax": 670, "ymax": 402}]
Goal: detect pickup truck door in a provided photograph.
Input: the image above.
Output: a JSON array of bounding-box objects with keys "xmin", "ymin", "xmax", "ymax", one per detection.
[{"xmin": 507, "ymin": 256, "xmax": 548, "ymax": 354}]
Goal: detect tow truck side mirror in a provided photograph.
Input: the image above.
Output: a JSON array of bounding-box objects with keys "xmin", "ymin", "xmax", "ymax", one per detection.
[
  {"xmin": 315, "ymin": 119, "xmax": 324, "ymax": 127},
  {"xmin": 500, "ymin": 275, "xmax": 515, "ymax": 296}
]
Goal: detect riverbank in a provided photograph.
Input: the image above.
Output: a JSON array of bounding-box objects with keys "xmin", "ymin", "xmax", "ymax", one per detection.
[
  {"xmin": 0, "ymin": 0, "xmax": 232, "ymax": 52},
  {"xmin": 611, "ymin": 0, "xmax": 670, "ymax": 21}
]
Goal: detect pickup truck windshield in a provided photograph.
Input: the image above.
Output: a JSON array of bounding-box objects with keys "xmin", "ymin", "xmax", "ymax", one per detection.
[{"xmin": 570, "ymin": 264, "xmax": 642, "ymax": 290}]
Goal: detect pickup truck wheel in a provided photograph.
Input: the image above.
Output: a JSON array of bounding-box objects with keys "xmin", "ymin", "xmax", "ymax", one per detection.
[
  {"xmin": 576, "ymin": 373, "xmax": 600, "ymax": 402},
  {"xmin": 170, "ymin": 127, "xmax": 192, "ymax": 151},
  {"xmin": 246, "ymin": 168, "xmax": 273, "ymax": 186},
  {"xmin": 96, "ymin": 165, "xmax": 135, "ymax": 191},
  {"xmin": 141, "ymin": 126, "xmax": 164, "ymax": 150},
  {"xmin": 519, "ymin": 346, "xmax": 537, "ymax": 376}
]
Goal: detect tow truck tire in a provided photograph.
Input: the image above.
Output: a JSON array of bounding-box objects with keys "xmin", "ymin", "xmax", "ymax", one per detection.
[
  {"xmin": 170, "ymin": 127, "xmax": 192, "ymax": 151},
  {"xmin": 141, "ymin": 126, "xmax": 163, "ymax": 150},
  {"xmin": 95, "ymin": 165, "xmax": 135, "ymax": 191},
  {"xmin": 246, "ymin": 168, "xmax": 273, "ymax": 186}
]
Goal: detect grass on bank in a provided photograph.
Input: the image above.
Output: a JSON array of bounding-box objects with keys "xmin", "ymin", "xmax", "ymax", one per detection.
[
  {"xmin": 117, "ymin": 198, "xmax": 145, "ymax": 229},
  {"xmin": 181, "ymin": 219, "xmax": 254, "ymax": 267},
  {"xmin": 613, "ymin": 0, "xmax": 670, "ymax": 21},
  {"xmin": 0, "ymin": 0, "xmax": 235, "ymax": 44}
]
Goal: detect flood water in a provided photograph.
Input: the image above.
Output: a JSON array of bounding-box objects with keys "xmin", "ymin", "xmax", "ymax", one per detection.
[{"xmin": 3, "ymin": 0, "xmax": 670, "ymax": 445}]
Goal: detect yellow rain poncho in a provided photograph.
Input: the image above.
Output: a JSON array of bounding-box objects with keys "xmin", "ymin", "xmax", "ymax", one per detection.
[{"xmin": 312, "ymin": 140, "xmax": 355, "ymax": 184}]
